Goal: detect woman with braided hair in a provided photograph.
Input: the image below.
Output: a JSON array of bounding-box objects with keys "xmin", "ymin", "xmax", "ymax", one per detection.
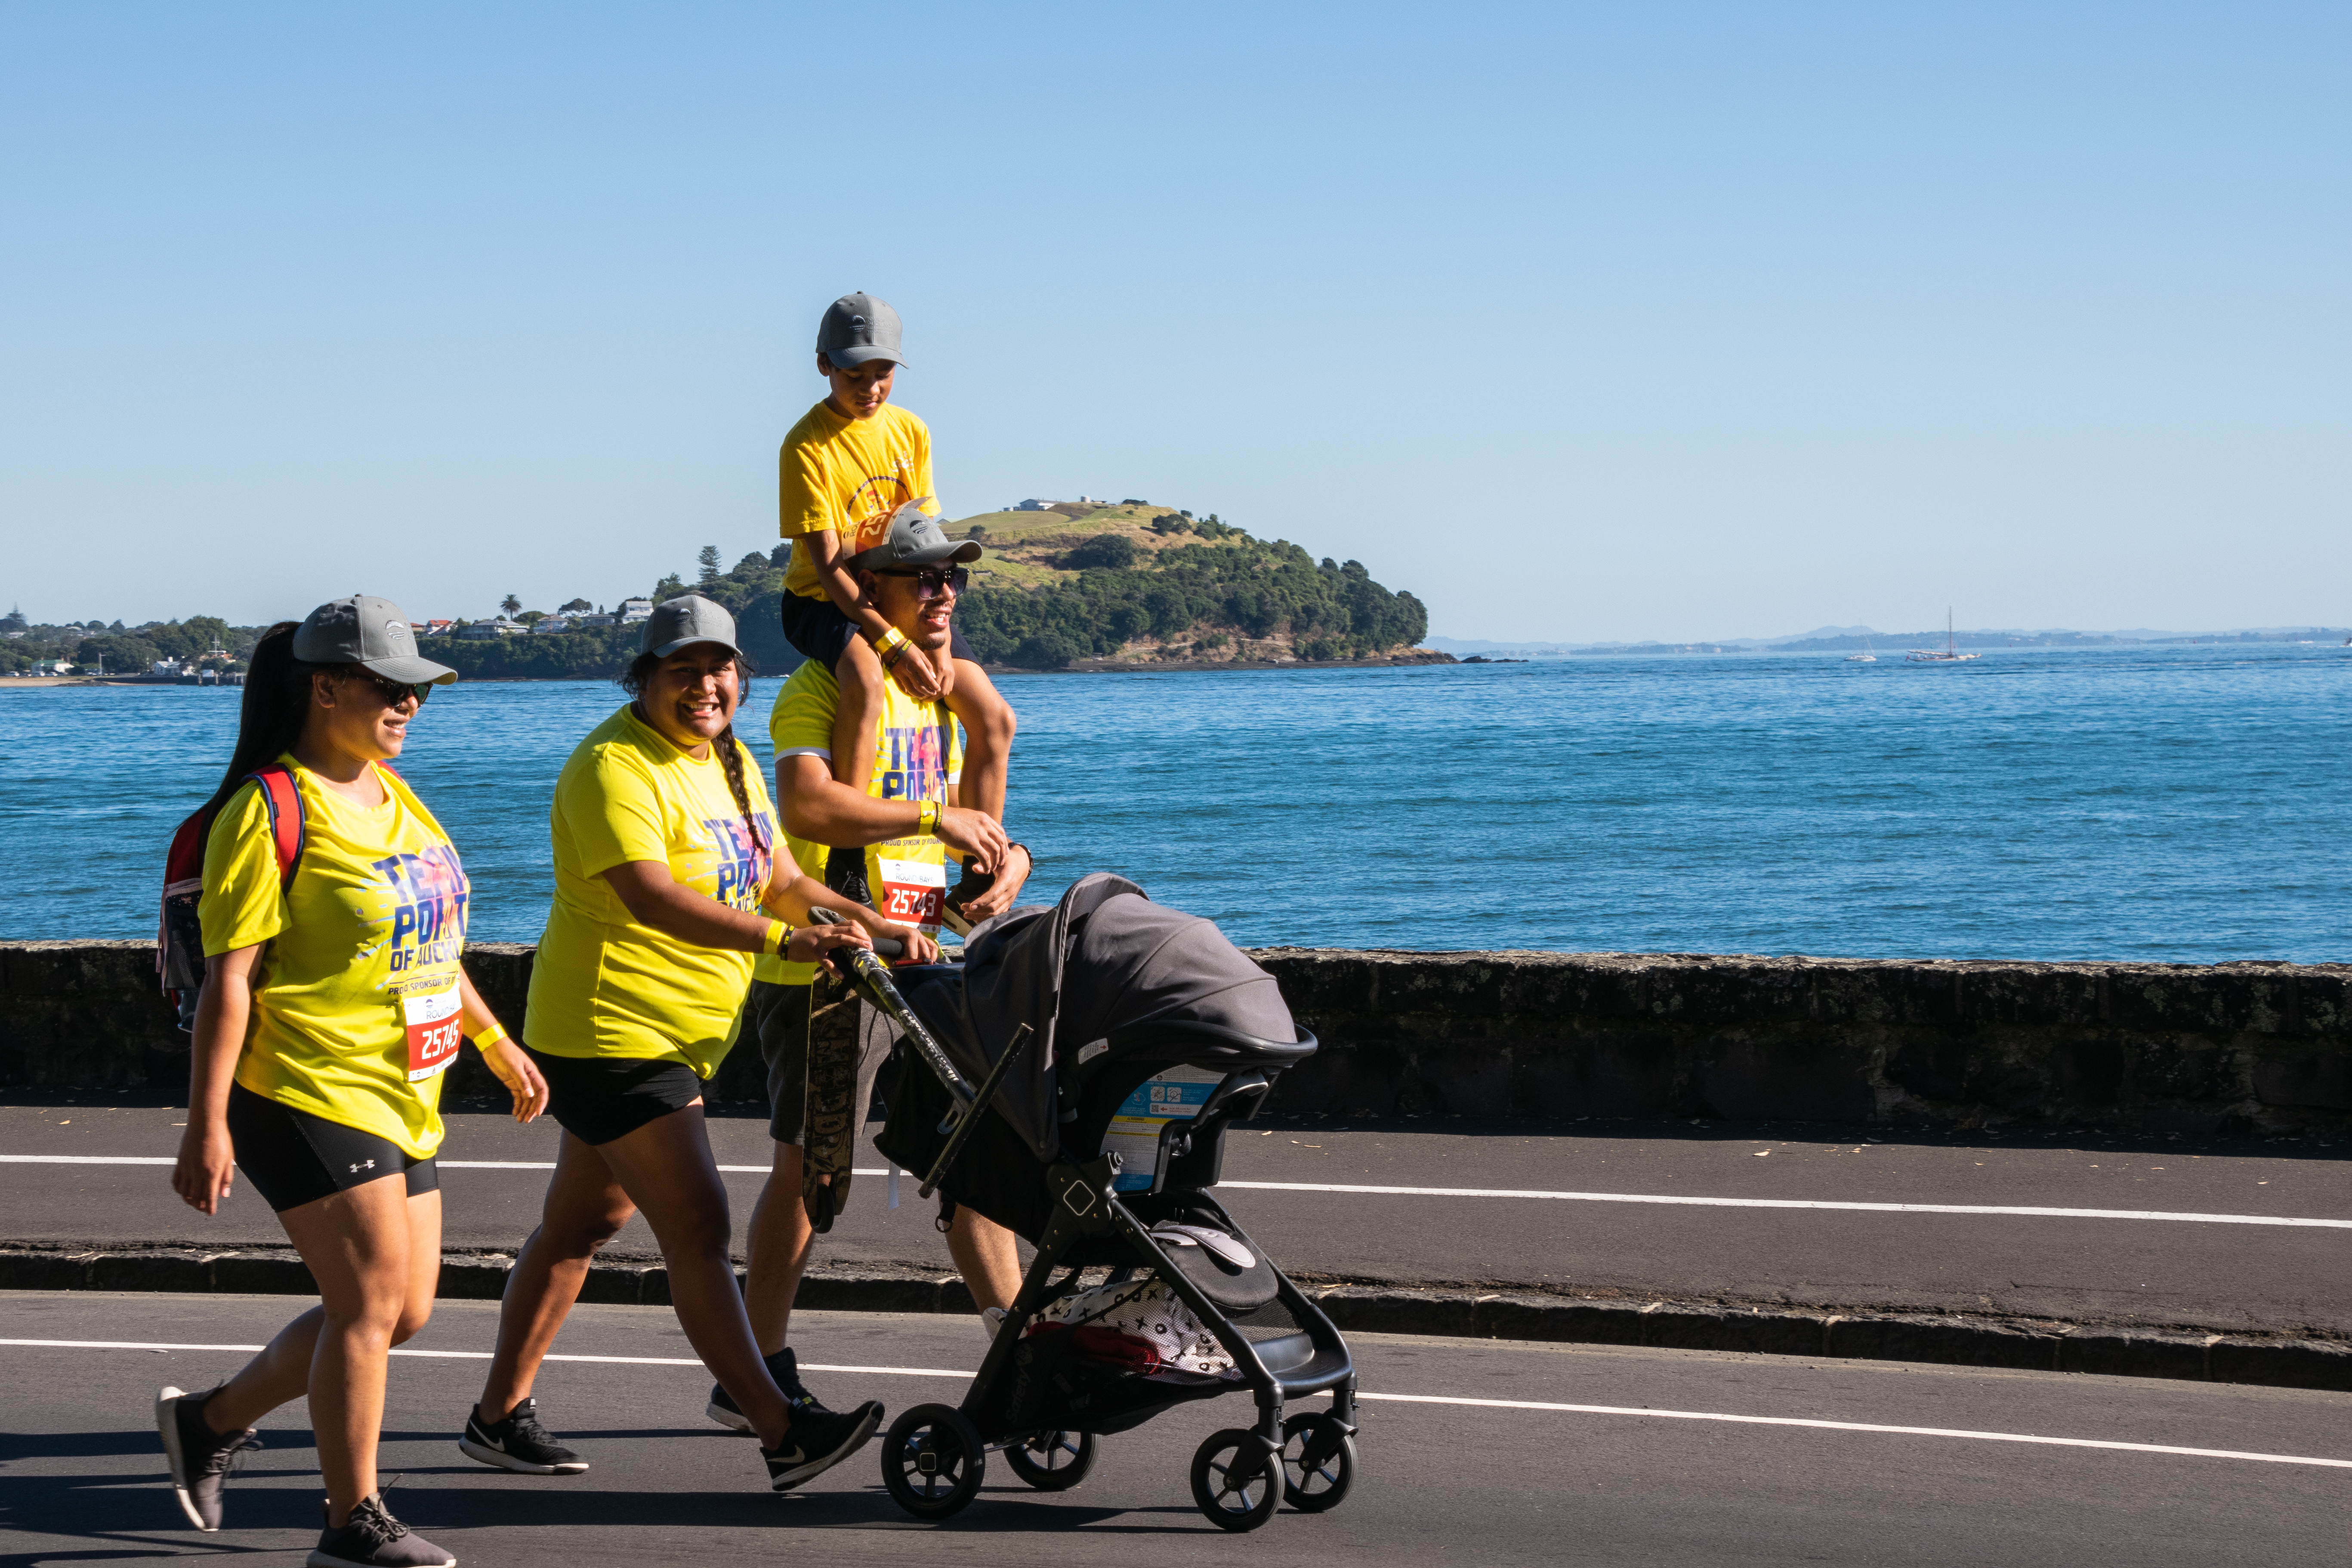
[{"xmin": 460, "ymin": 596, "xmax": 920, "ymax": 1493}]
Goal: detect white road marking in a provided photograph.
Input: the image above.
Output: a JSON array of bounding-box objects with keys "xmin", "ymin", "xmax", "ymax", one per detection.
[
  {"xmin": 9, "ymin": 1154, "xmax": 2341, "ymax": 1229},
  {"xmin": 1356, "ymin": 1391, "xmax": 2352, "ymax": 1469},
  {"xmin": 1213, "ymin": 1181, "xmax": 2352, "ymax": 1228},
  {"xmin": 7, "ymin": 1337, "xmax": 2347, "ymax": 1470}
]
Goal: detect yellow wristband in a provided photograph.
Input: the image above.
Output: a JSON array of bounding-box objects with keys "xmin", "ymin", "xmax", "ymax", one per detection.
[
  {"xmin": 764, "ymin": 919, "xmax": 789, "ymax": 957},
  {"xmin": 917, "ymin": 799, "xmax": 941, "ymax": 837},
  {"xmin": 474, "ymin": 1022, "xmax": 508, "ymax": 1049}
]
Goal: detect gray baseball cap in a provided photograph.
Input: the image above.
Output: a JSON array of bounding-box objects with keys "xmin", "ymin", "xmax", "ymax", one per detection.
[
  {"xmin": 849, "ymin": 499, "xmax": 984, "ymax": 572},
  {"xmin": 816, "ymin": 292, "xmax": 905, "ymax": 369},
  {"xmin": 642, "ymin": 594, "xmax": 744, "ymax": 659},
  {"xmin": 293, "ymin": 595, "xmax": 457, "ymax": 685}
]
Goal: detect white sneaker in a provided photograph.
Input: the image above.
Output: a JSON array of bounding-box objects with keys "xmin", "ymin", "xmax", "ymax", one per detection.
[{"xmin": 978, "ymin": 1306, "xmax": 1009, "ymax": 1341}]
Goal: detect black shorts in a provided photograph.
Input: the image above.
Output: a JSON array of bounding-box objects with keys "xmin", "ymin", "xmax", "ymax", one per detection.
[
  {"xmin": 525, "ymin": 1045, "xmax": 706, "ymax": 1146},
  {"xmin": 778, "ymin": 590, "xmax": 977, "ymax": 669},
  {"xmin": 226, "ymin": 1081, "xmax": 439, "ymax": 1214},
  {"xmin": 749, "ymin": 978, "xmax": 890, "ymax": 1145}
]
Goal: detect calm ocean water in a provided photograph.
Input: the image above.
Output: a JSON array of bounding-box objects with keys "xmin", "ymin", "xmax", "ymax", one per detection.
[{"xmin": 3, "ymin": 647, "xmax": 2345, "ymax": 963}]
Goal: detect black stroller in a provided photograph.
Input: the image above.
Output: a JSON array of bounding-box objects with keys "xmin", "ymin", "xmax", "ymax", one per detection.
[{"xmin": 820, "ymin": 874, "xmax": 1358, "ymax": 1531}]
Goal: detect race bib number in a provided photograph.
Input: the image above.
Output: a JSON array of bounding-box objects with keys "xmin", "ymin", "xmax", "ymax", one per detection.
[
  {"xmin": 875, "ymin": 855, "xmax": 947, "ymax": 938},
  {"xmin": 402, "ymin": 985, "xmax": 464, "ymax": 1083}
]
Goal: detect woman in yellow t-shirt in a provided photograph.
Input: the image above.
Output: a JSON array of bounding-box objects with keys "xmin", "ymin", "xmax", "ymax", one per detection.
[
  {"xmin": 160, "ymin": 597, "xmax": 546, "ymax": 1568},
  {"xmin": 459, "ymin": 595, "xmax": 920, "ymax": 1495}
]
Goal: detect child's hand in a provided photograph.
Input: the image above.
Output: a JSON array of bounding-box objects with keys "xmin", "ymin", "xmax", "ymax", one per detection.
[{"xmin": 887, "ymin": 643, "xmax": 950, "ymax": 701}]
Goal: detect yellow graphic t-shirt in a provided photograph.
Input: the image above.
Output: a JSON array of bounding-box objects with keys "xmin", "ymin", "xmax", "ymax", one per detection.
[
  {"xmin": 754, "ymin": 656, "xmax": 963, "ymax": 988},
  {"xmin": 201, "ymin": 759, "xmax": 470, "ymax": 1158},
  {"xmin": 778, "ymin": 400, "xmax": 937, "ymax": 599},
  {"xmin": 527, "ymin": 704, "xmax": 778, "ymax": 1077}
]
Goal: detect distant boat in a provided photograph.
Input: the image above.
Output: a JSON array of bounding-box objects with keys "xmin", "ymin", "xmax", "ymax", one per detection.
[
  {"xmin": 1845, "ymin": 634, "xmax": 1877, "ymax": 663},
  {"xmin": 1907, "ymin": 610, "xmax": 1980, "ymax": 664}
]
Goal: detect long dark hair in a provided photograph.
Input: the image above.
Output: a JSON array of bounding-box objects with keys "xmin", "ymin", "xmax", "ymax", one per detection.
[
  {"xmin": 620, "ymin": 648, "xmax": 765, "ymax": 849},
  {"xmin": 199, "ymin": 622, "xmax": 343, "ymax": 819}
]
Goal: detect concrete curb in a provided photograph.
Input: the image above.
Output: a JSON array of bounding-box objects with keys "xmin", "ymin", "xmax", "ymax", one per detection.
[{"xmin": 9, "ymin": 1247, "xmax": 2345, "ymax": 1395}]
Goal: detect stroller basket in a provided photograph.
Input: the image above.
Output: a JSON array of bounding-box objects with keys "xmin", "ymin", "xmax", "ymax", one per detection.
[{"xmin": 839, "ymin": 875, "xmax": 1359, "ymax": 1531}]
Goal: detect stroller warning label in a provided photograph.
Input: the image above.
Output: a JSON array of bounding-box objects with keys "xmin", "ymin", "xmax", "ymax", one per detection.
[{"xmin": 1104, "ymin": 1067, "xmax": 1224, "ymax": 1191}]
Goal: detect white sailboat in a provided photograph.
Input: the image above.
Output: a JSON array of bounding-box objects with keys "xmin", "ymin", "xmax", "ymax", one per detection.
[
  {"xmin": 1844, "ymin": 633, "xmax": 1877, "ymax": 663},
  {"xmin": 1906, "ymin": 610, "xmax": 1979, "ymax": 664}
]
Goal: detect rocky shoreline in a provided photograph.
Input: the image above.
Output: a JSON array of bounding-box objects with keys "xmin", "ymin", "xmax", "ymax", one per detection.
[{"xmin": 993, "ymin": 648, "xmax": 1458, "ymax": 675}]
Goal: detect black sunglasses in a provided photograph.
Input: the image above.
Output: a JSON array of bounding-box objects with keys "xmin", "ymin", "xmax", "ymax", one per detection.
[
  {"xmin": 874, "ymin": 565, "xmax": 969, "ymax": 599},
  {"xmin": 353, "ymin": 670, "xmax": 431, "ymax": 707}
]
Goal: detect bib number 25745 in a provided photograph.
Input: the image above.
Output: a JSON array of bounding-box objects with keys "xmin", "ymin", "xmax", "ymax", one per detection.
[{"xmin": 403, "ymin": 985, "xmax": 464, "ymax": 1083}]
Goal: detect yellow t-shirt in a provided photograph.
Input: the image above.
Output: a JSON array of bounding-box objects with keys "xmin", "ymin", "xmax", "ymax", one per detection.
[
  {"xmin": 778, "ymin": 399, "xmax": 937, "ymax": 599},
  {"xmin": 201, "ymin": 759, "xmax": 470, "ymax": 1159},
  {"xmin": 753, "ymin": 656, "xmax": 963, "ymax": 987},
  {"xmin": 527, "ymin": 704, "xmax": 779, "ymax": 1077}
]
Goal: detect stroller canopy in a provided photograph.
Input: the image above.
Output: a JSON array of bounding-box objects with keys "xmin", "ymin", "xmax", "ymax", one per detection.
[{"xmin": 898, "ymin": 874, "xmax": 1300, "ymax": 1160}]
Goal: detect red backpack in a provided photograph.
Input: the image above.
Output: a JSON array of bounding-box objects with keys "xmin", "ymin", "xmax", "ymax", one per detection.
[{"xmin": 157, "ymin": 765, "xmax": 306, "ymax": 1033}]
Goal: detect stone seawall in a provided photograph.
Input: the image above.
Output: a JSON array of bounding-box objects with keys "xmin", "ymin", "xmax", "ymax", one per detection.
[{"xmin": 3, "ymin": 941, "xmax": 2346, "ymax": 1133}]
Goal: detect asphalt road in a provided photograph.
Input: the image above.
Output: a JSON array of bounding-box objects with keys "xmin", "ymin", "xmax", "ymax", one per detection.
[
  {"xmin": 3, "ymin": 1291, "xmax": 2348, "ymax": 1566},
  {"xmin": 5, "ymin": 1099, "xmax": 2349, "ymax": 1335}
]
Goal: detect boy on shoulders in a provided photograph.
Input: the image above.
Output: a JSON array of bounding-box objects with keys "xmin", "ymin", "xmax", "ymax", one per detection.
[{"xmin": 776, "ymin": 293, "xmax": 1015, "ymax": 916}]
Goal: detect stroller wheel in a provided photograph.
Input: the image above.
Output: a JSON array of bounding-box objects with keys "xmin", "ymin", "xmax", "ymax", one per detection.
[
  {"xmin": 1279, "ymin": 1413, "xmax": 1357, "ymax": 1512},
  {"xmin": 1189, "ymin": 1427, "xmax": 1283, "ymax": 1532},
  {"xmin": 880, "ymin": 1403, "xmax": 985, "ymax": 1519},
  {"xmin": 1002, "ymin": 1429, "xmax": 1097, "ymax": 1491}
]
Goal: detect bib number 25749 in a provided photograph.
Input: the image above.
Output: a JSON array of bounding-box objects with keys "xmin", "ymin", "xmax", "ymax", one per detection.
[{"xmin": 403, "ymin": 985, "xmax": 464, "ymax": 1083}]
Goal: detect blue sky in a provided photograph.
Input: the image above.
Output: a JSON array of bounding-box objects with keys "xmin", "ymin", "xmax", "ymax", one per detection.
[{"xmin": 3, "ymin": 3, "xmax": 2344, "ymax": 643}]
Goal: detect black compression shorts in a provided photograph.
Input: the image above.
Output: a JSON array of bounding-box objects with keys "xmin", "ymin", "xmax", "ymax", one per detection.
[
  {"xmin": 524, "ymin": 1046, "xmax": 706, "ymax": 1146},
  {"xmin": 226, "ymin": 1081, "xmax": 439, "ymax": 1213}
]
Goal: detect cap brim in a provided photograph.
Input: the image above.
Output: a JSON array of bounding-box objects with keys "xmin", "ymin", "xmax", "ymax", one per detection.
[
  {"xmin": 362, "ymin": 655, "xmax": 459, "ymax": 686},
  {"xmin": 823, "ymin": 345, "xmax": 904, "ymax": 369},
  {"xmin": 850, "ymin": 539, "xmax": 983, "ymax": 571},
  {"xmin": 646, "ymin": 635, "xmax": 745, "ymax": 660}
]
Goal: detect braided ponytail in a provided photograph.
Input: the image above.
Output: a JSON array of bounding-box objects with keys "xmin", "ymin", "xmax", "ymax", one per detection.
[{"xmin": 715, "ymin": 721, "xmax": 768, "ymax": 852}]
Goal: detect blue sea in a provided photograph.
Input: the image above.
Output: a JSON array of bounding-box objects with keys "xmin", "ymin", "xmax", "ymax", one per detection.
[{"xmin": 3, "ymin": 646, "xmax": 2345, "ymax": 963}]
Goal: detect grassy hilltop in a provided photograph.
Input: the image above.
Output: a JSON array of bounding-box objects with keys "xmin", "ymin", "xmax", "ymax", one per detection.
[{"xmin": 941, "ymin": 500, "xmax": 1428, "ymax": 668}]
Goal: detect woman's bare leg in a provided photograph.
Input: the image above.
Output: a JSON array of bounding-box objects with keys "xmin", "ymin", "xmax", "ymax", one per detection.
[
  {"xmin": 592, "ymin": 1102, "xmax": 795, "ymax": 1447},
  {"xmin": 190, "ymin": 1176, "xmax": 434, "ymax": 1524},
  {"xmin": 475, "ymin": 1132, "xmax": 635, "ymax": 1423},
  {"xmin": 205, "ymin": 1185, "xmax": 442, "ymax": 1442}
]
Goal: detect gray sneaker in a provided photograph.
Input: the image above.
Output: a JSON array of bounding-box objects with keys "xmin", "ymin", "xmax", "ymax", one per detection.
[
  {"xmin": 309, "ymin": 1494, "xmax": 455, "ymax": 1568},
  {"xmin": 156, "ymin": 1384, "xmax": 261, "ymax": 1531}
]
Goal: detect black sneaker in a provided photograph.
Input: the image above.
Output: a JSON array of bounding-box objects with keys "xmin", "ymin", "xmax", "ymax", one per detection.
[
  {"xmin": 309, "ymin": 1494, "xmax": 454, "ymax": 1568},
  {"xmin": 156, "ymin": 1384, "xmax": 261, "ymax": 1531},
  {"xmin": 457, "ymin": 1397, "xmax": 588, "ymax": 1475},
  {"xmin": 762, "ymin": 1401, "xmax": 884, "ymax": 1491},
  {"xmin": 943, "ymin": 863, "xmax": 997, "ymax": 935},
  {"xmin": 709, "ymin": 1347, "xmax": 834, "ymax": 1433},
  {"xmin": 824, "ymin": 845, "xmax": 871, "ymax": 908}
]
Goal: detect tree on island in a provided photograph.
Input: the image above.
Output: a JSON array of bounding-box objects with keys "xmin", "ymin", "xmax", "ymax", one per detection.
[
  {"xmin": 698, "ymin": 545, "xmax": 722, "ymax": 585},
  {"xmin": 500, "ymin": 593, "xmax": 522, "ymax": 617},
  {"xmin": 560, "ymin": 597, "xmax": 593, "ymax": 614}
]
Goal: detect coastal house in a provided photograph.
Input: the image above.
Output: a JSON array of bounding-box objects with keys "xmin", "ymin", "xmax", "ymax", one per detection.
[
  {"xmin": 1012, "ymin": 499, "xmax": 1056, "ymax": 512},
  {"xmin": 619, "ymin": 598, "xmax": 654, "ymax": 623},
  {"xmin": 458, "ymin": 619, "xmax": 511, "ymax": 640},
  {"xmin": 572, "ymin": 612, "xmax": 618, "ymax": 628},
  {"xmin": 418, "ymin": 619, "xmax": 455, "ymax": 637},
  {"xmin": 34, "ymin": 660, "xmax": 73, "ymax": 675},
  {"xmin": 531, "ymin": 616, "xmax": 571, "ymax": 635}
]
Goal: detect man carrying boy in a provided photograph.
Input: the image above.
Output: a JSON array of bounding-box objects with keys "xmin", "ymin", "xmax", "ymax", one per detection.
[
  {"xmin": 776, "ymin": 291, "xmax": 1016, "ymax": 922},
  {"xmin": 706, "ymin": 512, "xmax": 1034, "ymax": 1431}
]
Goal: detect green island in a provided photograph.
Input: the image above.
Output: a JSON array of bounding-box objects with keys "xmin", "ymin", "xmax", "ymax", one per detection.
[{"xmin": 2, "ymin": 501, "xmax": 1433, "ymax": 681}]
